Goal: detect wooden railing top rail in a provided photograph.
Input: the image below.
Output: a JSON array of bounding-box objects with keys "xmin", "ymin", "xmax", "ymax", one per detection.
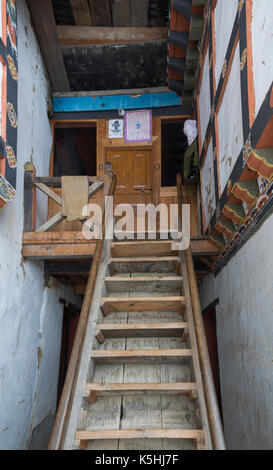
[
  {"xmin": 176, "ymin": 174, "xmax": 226, "ymax": 450},
  {"xmin": 48, "ymin": 167, "xmax": 116, "ymax": 450}
]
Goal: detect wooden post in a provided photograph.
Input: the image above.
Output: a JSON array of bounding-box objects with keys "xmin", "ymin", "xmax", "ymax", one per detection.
[{"xmin": 24, "ymin": 162, "xmax": 36, "ymax": 232}]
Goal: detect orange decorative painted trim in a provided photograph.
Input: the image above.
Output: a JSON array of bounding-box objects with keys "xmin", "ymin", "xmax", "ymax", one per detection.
[{"xmin": 245, "ymin": 149, "xmax": 273, "ymax": 180}]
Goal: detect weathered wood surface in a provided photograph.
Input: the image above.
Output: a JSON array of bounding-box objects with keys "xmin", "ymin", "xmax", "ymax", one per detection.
[
  {"xmin": 101, "ymin": 297, "xmax": 186, "ymax": 315},
  {"xmin": 105, "ymin": 276, "xmax": 183, "ymax": 293},
  {"xmin": 57, "ymin": 26, "xmax": 168, "ymax": 46},
  {"xmin": 95, "ymin": 322, "xmax": 188, "ymax": 340}
]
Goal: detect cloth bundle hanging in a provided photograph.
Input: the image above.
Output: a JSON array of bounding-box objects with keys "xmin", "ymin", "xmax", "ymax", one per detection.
[{"xmin": 61, "ymin": 176, "xmax": 89, "ymax": 222}]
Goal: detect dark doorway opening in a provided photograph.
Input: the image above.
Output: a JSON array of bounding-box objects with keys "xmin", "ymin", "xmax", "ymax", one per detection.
[
  {"xmin": 202, "ymin": 300, "xmax": 223, "ymax": 419},
  {"xmin": 57, "ymin": 300, "xmax": 80, "ymax": 406},
  {"xmin": 54, "ymin": 125, "xmax": 97, "ymax": 177},
  {"xmin": 161, "ymin": 119, "xmax": 188, "ymax": 187}
]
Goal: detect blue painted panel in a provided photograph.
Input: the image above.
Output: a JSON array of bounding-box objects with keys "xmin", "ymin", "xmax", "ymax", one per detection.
[{"xmin": 53, "ymin": 92, "xmax": 181, "ymax": 113}]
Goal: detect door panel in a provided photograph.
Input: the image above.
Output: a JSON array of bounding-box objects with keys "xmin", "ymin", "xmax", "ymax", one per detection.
[{"xmin": 106, "ymin": 149, "xmax": 152, "ymax": 230}]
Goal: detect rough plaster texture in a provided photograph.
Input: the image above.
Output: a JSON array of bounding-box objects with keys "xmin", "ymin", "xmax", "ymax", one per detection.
[
  {"xmin": 199, "ymin": 48, "xmax": 210, "ymax": 147},
  {"xmin": 218, "ymin": 42, "xmax": 244, "ymax": 194},
  {"xmin": 199, "ymin": 214, "xmax": 273, "ymax": 449},
  {"xmin": 201, "ymin": 138, "xmax": 216, "ymax": 231},
  {"xmin": 214, "ymin": 0, "xmax": 238, "ymax": 88},
  {"xmin": 251, "ymin": 0, "xmax": 273, "ymax": 117},
  {"xmin": 0, "ymin": 1, "xmax": 78, "ymax": 450}
]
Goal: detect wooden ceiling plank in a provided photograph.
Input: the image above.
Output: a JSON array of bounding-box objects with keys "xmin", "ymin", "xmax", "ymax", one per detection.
[
  {"xmin": 70, "ymin": 0, "xmax": 93, "ymax": 26},
  {"xmin": 57, "ymin": 25, "xmax": 168, "ymax": 46},
  {"xmin": 89, "ymin": 0, "xmax": 112, "ymax": 26},
  {"xmin": 26, "ymin": 0, "xmax": 70, "ymax": 92},
  {"xmin": 131, "ymin": 0, "xmax": 149, "ymax": 27},
  {"xmin": 111, "ymin": 0, "xmax": 131, "ymax": 26}
]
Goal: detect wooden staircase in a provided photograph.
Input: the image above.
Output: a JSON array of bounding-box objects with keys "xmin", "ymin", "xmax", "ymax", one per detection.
[{"xmin": 48, "ymin": 174, "xmax": 225, "ymax": 451}]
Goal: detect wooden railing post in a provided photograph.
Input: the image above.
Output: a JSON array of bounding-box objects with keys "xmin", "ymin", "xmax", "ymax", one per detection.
[
  {"xmin": 48, "ymin": 170, "xmax": 116, "ymax": 450},
  {"xmin": 24, "ymin": 162, "xmax": 36, "ymax": 232},
  {"xmin": 176, "ymin": 174, "xmax": 226, "ymax": 450}
]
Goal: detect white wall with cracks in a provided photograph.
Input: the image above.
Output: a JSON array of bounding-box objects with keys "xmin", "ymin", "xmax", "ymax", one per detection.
[
  {"xmin": 199, "ymin": 214, "xmax": 273, "ymax": 449},
  {"xmin": 0, "ymin": 1, "xmax": 79, "ymax": 450}
]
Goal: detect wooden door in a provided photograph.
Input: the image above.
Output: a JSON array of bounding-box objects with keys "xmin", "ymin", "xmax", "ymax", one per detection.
[{"xmin": 106, "ymin": 148, "xmax": 152, "ymax": 208}]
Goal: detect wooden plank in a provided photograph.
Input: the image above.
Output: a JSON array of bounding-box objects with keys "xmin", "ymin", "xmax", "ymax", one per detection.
[
  {"xmin": 90, "ymin": 349, "xmax": 192, "ymax": 364},
  {"xmin": 57, "ymin": 26, "xmax": 168, "ymax": 46},
  {"xmin": 131, "ymin": 0, "xmax": 149, "ymax": 27},
  {"xmin": 24, "ymin": 163, "xmax": 36, "ymax": 232},
  {"xmin": 22, "ymin": 242, "xmax": 96, "ymax": 260},
  {"xmin": 108, "ymin": 256, "xmax": 180, "ymax": 274},
  {"xmin": 70, "ymin": 0, "xmax": 93, "ymax": 26},
  {"xmin": 105, "ymin": 276, "xmax": 183, "ymax": 293},
  {"xmin": 22, "ymin": 232, "xmax": 98, "ymax": 245},
  {"xmin": 111, "ymin": 239, "xmax": 222, "ymax": 257},
  {"xmin": 32, "ymin": 176, "xmax": 102, "ymax": 188},
  {"xmin": 75, "ymin": 429, "xmax": 203, "ymax": 440},
  {"xmin": 110, "ymin": 0, "xmax": 131, "ymax": 26},
  {"xmin": 36, "ymin": 212, "xmax": 65, "ymax": 233},
  {"xmin": 53, "ymin": 86, "xmax": 168, "ymax": 98},
  {"xmin": 101, "ymin": 297, "xmax": 186, "ymax": 315},
  {"xmin": 95, "ymin": 322, "xmax": 188, "ymax": 340},
  {"xmin": 34, "ymin": 183, "xmax": 62, "ymax": 206},
  {"xmin": 85, "ymin": 382, "xmax": 197, "ymax": 396},
  {"xmin": 89, "ymin": 0, "xmax": 112, "ymax": 26},
  {"xmin": 26, "ymin": 0, "xmax": 70, "ymax": 92}
]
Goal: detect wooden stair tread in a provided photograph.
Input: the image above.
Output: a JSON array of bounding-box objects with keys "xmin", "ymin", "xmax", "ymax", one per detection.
[
  {"xmin": 101, "ymin": 296, "xmax": 186, "ymax": 314},
  {"xmin": 111, "ymin": 240, "xmax": 179, "ymax": 257},
  {"xmin": 85, "ymin": 382, "xmax": 197, "ymax": 396},
  {"xmin": 76, "ymin": 428, "xmax": 204, "ymax": 441},
  {"xmin": 109, "ymin": 256, "xmax": 180, "ymax": 274},
  {"xmin": 95, "ymin": 322, "xmax": 188, "ymax": 340},
  {"xmin": 105, "ymin": 276, "xmax": 183, "ymax": 293},
  {"xmin": 91, "ymin": 349, "xmax": 192, "ymax": 363}
]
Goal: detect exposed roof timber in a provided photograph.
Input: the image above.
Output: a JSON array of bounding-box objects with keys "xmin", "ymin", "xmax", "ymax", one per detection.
[
  {"xmin": 26, "ymin": 0, "xmax": 70, "ymax": 92},
  {"xmin": 70, "ymin": 0, "xmax": 93, "ymax": 25},
  {"xmin": 57, "ymin": 25, "xmax": 168, "ymax": 46},
  {"xmin": 53, "ymin": 86, "xmax": 169, "ymax": 98},
  {"xmin": 89, "ymin": 0, "xmax": 112, "ymax": 26}
]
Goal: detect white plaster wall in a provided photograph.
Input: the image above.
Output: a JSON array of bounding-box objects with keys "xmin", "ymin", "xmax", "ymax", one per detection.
[
  {"xmin": 252, "ymin": 0, "xmax": 273, "ymax": 117},
  {"xmin": 201, "ymin": 138, "xmax": 216, "ymax": 231},
  {"xmin": 214, "ymin": 0, "xmax": 238, "ymax": 88},
  {"xmin": 218, "ymin": 42, "xmax": 244, "ymax": 193},
  {"xmin": 199, "ymin": 214, "xmax": 273, "ymax": 449},
  {"xmin": 0, "ymin": 1, "xmax": 77, "ymax": 450},
  {"xmin": 199, "ymin": 48, "xmax": 210, "ymax": 147}
]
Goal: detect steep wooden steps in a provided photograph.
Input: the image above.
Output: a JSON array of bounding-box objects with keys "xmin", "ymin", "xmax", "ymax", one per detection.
[
  {"xmin": 76, "ymin": 428, "xmax": 204, "ymax": 444},
  {"xmin": 95, "ymin": 322, "xmax": 188, "ymax": 342},
  {"xmin": 91, "ymin": 349, "xmax": 192, "ymax": 364},
  {"xmin": 101, "ymin": 296, "xmax": 186, "ymax": 315},
  {"xmin": 105, "ymin": 276, "xmax": 183, "ymax": 293},
  {"xmin": 84, "ymin": 382, "xmax": 198, "ymax": 398},
  {"xmin": 109, "ymin": 256, "xmax": 180, "ymax": 274}
]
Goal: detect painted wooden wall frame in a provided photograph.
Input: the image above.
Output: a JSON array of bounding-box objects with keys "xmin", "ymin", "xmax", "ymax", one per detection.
[
  {"xmin": 0, "ymin": 0, "xmax": 18, "ymax": 209},
  {"xmin": 196, "ymin": 0, "xmax": 273, "ymax": 274}
]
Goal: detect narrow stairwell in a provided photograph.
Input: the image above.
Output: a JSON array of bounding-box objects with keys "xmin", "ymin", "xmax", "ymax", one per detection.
[
  {"xmin": 49, "ymin": 173, "xmax": 225, "ymax": 451},
  {"xmin": 75, "ymin": 248, "xmax": 206, "ymax": 450}
]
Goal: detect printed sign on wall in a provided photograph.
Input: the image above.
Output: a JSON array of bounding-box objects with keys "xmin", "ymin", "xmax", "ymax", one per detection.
[
  {"xmin": 108, "ymin": 119, "xmax": 124, "ymax": 139},
  {"xmin": 124, "ymin": 110, "xmax": 152, "ymax": 143}
]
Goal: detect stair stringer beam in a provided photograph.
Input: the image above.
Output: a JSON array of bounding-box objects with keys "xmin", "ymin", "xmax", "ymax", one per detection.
[{"xmin": 62, "ymin": 238, "xmax": 112, "ymax": 450}]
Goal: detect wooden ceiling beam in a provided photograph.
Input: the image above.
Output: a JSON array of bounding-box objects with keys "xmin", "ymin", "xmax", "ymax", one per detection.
[
  {"xmin": 70, "ymin": 0, "xmax": 93, "ymax": 26},
  {"xmin": 26, "ymin": 0, "xmax": 70, "ymax": 92},
  {"xmin": 57, "ymin": 25, "xmax": 168, "ymax": 46},
  {"xmin": 89, "ymin": 0, "xmax": 112, "ymax": 26}
]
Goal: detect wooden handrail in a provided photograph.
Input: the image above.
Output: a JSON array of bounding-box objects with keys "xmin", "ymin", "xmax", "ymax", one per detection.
[
  {"xmin": 176, "ymin": 174, "xmax": 226, "ymax": 450},
  {"xmin": 48, "ymin": 169, "xmax": 116, "ymax": 450}
]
